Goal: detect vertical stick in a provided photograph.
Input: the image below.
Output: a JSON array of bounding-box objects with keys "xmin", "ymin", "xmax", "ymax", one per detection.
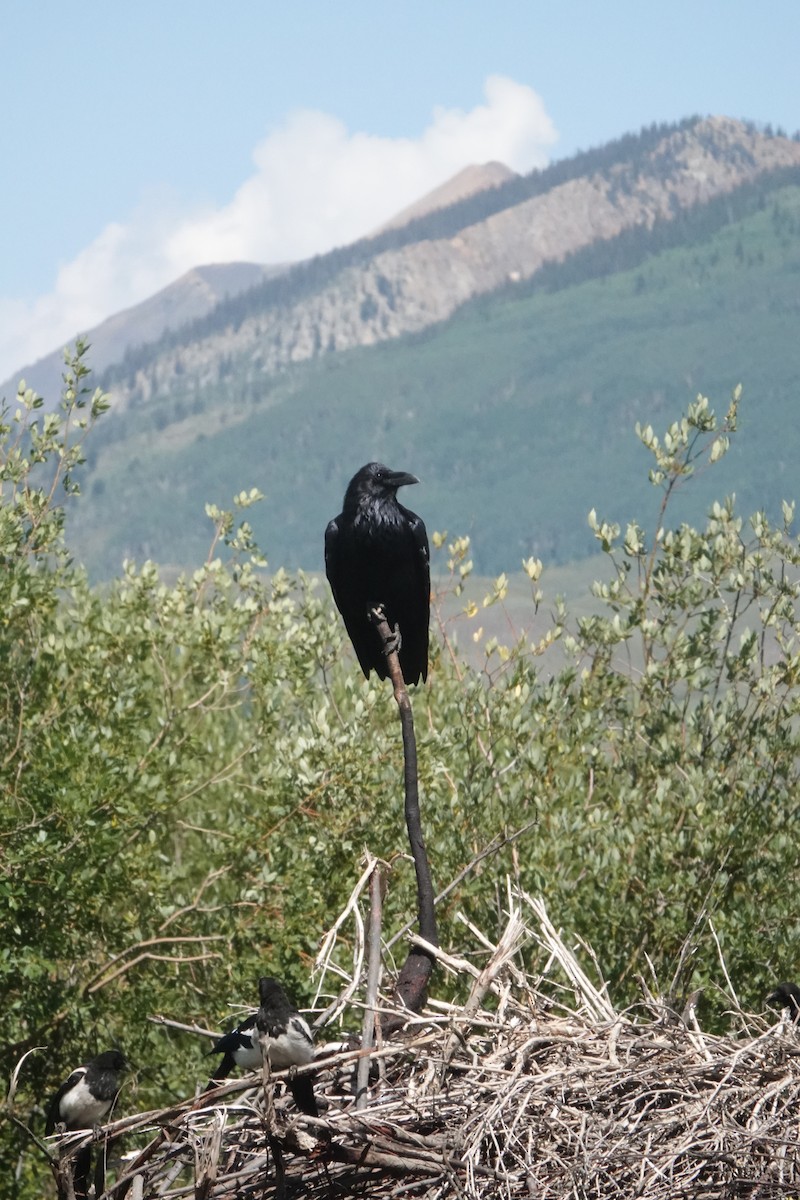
[
  {"xmin": 356, "ymin": 862, "xmax": 384, "ymax": 1109},
  {"xmin": 369, "ymin": 607, "xmax": 438, "ymax": 1016}
]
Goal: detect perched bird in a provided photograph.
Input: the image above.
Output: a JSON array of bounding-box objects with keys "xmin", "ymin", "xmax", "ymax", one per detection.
[
  {"xmin": 325, "ymin": 462, "xmax": 430, "ymax": 685},
  {"xmin": 45, "ymin": 1049, "xmax": 127, "ymax": 1200},
  {"xmin": 767, "ymin": 980, "xmax": 800, "ymax": 1022},
  {"xmin": 208, "ymin": 976, "xmax": 317, "ymax": 1116},
  {"xmin": 45, "ymin": 1049, "xmax": 127, "ymax": 1135}
]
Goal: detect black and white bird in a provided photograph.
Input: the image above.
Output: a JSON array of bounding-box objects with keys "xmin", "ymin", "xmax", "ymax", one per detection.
[
  {"xmin": 325, "ymin": 462, "xmax": 430, "ymax": 686},
  {"xmin": 45, "ymin": 1049, "xmax": 127, "ymax": 1135},
  {"xmin": 208, "ymin": 976, "xmax": 317, "ymax": 1115},
  {"xmin": 45, "ymin": 1050, "xmax": 127, "ymax": 1200},
  {"xmin": 767, "ymin": 980, "xmax": 800, "ymax": 1023}
]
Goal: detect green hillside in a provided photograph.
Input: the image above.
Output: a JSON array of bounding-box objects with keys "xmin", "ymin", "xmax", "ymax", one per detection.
[{"xmin": 69, "ymin": 182, "xmax": 800, "ymax": 579}]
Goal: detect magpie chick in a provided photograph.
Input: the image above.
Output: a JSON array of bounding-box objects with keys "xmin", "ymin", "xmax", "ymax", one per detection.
[
  {"xmin": 767, "ymin": 980, "xmax": 800, "ymax": 1023},
  {"xmin": 45, "ymin": 1049, "xmax": 127, "ymax": 1134},
  {"xmin": 45, "ymin": 1050, "xmax": 126, "ymax": 1200},
  {"xmin": 208, "ymin": 976, "xmax": 318, "ymax": 1115}
]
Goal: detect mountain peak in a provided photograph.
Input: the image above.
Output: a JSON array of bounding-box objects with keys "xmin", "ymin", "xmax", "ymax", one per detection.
[{"xmin": 372, "ymin": 161, "xmax": 518, "ymax": 234}]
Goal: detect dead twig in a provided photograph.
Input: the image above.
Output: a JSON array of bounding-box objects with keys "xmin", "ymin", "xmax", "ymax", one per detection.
[{"xmin": 356, "ymin": 859, "xmax": 385, "ymax": 1109}]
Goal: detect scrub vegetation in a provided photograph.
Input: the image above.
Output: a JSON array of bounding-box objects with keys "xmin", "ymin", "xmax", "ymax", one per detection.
[{"xmin": 2, "ymin": 347, "xmax": 800, "ymax": 1197}]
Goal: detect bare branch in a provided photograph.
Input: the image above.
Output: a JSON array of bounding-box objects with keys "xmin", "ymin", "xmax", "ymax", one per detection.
[
  {"xmin": 356, "ymin": 861, "xmax": 384, "ymax": 1109},
  {"xmin": 368, "ymin": 605, "xmax": 437, "ymax": 1018}
]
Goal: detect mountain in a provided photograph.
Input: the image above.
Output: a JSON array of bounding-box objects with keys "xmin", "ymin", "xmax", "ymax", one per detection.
[
  {"xmin": 3, "ymin": 162, "xmax": 515, "ymax": 408},
  {"xmin": 100, "ymin": 116, "xmax": 800, "ymax": 411},
  {"xmin": 40, "ymin": 116, "xmax": 800, "ymax": 580},
  {"xmin": 1, "ymin": 261, "xmax": 286, "ymax": 406},
  {"xmin": 370, "ymin": 161, "xmax": 517, "ymax": 233}
]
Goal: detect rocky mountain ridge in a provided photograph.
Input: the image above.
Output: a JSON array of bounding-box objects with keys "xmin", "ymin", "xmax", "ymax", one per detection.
[
  {"xmin": 370, "ymin": 161, "xmax": 517, "ymax": 234},
  {"xmin": 52, "ymin": 114, "xmax": 800, "ymax": 580},
  {"xmin": 1, "ymin": 261, "xmax": 285, "ymax": 408},
  {"xmin": 2, "ymin": 161, "xmax": 517, "ymax": 406},
  {"xmin": 108, "ymin": 117, "xmax": 800, "ymax": 409}
]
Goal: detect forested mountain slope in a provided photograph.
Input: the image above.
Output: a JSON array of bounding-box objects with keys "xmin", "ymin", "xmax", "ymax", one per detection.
[{"xmin": 69, "ymin": 169, "xmax": 800, "ymax": 577}]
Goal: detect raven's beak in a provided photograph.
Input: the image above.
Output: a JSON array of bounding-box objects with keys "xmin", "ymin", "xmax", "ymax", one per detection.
[{"xmin": 385, "ymin": 469, "xmax": 419, "ymax": 489}]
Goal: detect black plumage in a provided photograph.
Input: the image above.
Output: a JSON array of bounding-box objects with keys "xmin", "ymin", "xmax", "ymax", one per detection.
[
  {"xmin": 45, "ymin": 1049, "xmax": 126, "ymax": 1200},
  {"xmin": 767, "ymin": 980, "xmax": 800, "ymax": 1022},
  {"xmin": 45, "ymin": 1049, "xmax": 127, "ymax": 1135},
  {"xmin": 325, "ymin": 462, "xmax": 430, "ymax": 685},
  {"xmin": 208, "ymin": 976, "xmax": 317, "ymax": 1115}
]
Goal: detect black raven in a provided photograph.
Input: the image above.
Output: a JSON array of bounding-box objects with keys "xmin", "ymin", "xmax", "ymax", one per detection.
[
  {"xmin": 325, "ymin": 462, "xmax": 430, "ymax": 685},
  {"xmin": 208, "ymin": 976, "xmax": 317, "ymax": 1115},
  {"xmin": 767, "ymin": 980, "xmax": 800, "ymax": 1023}
]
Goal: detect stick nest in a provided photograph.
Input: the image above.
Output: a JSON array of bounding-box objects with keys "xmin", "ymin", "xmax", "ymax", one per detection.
[{"xmin": 51, "ymin": 893, "xmax": 800, "ymax": 1198}]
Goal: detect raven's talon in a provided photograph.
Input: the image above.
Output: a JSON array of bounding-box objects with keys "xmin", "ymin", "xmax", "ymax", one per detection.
[{"xmin": 383, "ymin": 623, "xmax": 402, "ymax": 658}]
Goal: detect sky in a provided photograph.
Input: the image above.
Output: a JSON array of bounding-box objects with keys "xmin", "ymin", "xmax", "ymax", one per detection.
[{"xmin": 2, "ymin": 0, "xmax": 799, "ymax": 384}]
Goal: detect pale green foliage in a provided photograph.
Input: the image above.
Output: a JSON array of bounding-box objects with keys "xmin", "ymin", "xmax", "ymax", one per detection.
[
  {"xmin": 2, "ymin": 358, "xmax": 800, "ymax": 1199},
  {"xmin": 558, "ymin": 390, "xmax": 800, "ymax": 993}
]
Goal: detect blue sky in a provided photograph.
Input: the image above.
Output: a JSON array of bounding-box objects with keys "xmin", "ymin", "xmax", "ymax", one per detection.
[{"xmin": 2, "ymin": 0, "xmax": 799, "ymax": 382}]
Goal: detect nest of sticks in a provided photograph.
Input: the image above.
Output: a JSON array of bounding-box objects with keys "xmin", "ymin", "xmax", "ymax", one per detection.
[{"xmin": 44, "ymin": 887, "xmax": 800, "ymax": 1199}]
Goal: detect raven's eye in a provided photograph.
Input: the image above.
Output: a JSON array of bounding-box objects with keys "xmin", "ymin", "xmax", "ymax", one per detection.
[{"xmin": 374, "ymin": 470, "xmax": 383, "ymax": 481}]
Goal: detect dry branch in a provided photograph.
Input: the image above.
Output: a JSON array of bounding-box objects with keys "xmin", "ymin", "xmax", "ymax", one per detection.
[
  {"xmin": 369, "ymin": 604, "xmax": 437, "ymax": 1018},
  {"xmin": 356, "ymin": 860, "xmax": 385, "ymax": 1109}
]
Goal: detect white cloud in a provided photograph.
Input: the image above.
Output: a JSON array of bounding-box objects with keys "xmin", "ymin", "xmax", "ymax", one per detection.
[{"xmin": 0, "ymin": 76, "xmax": 557, "ymax": 382}]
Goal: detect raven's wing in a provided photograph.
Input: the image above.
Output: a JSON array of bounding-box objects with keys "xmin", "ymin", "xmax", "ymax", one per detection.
[
  {"xmin": 398, "ymin": 509, "xmax": 431, "ymax": 685},
  {"xmin": 45, "ymin": 1069, "xmax": 84, "ymax": 1135},
  {"xmin": 325, "ymin": 516, "xmax": 380, "ymax": 678},
  {"xmin": 323, "ymin": 517, "xmax": 344, "ymax": 611}
]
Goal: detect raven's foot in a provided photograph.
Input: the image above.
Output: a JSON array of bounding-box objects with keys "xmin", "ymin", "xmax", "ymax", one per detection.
[
  {"xmin": 384, "ymin": 622, "xmax": 402, "ymax": 659},
  {"xmin": 368, "ymin": 603, "xmax": 386, "ymax": 625},
  {"xmin": 368, "ymin": 605, "xmax": 402, "ymax": 656}
]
